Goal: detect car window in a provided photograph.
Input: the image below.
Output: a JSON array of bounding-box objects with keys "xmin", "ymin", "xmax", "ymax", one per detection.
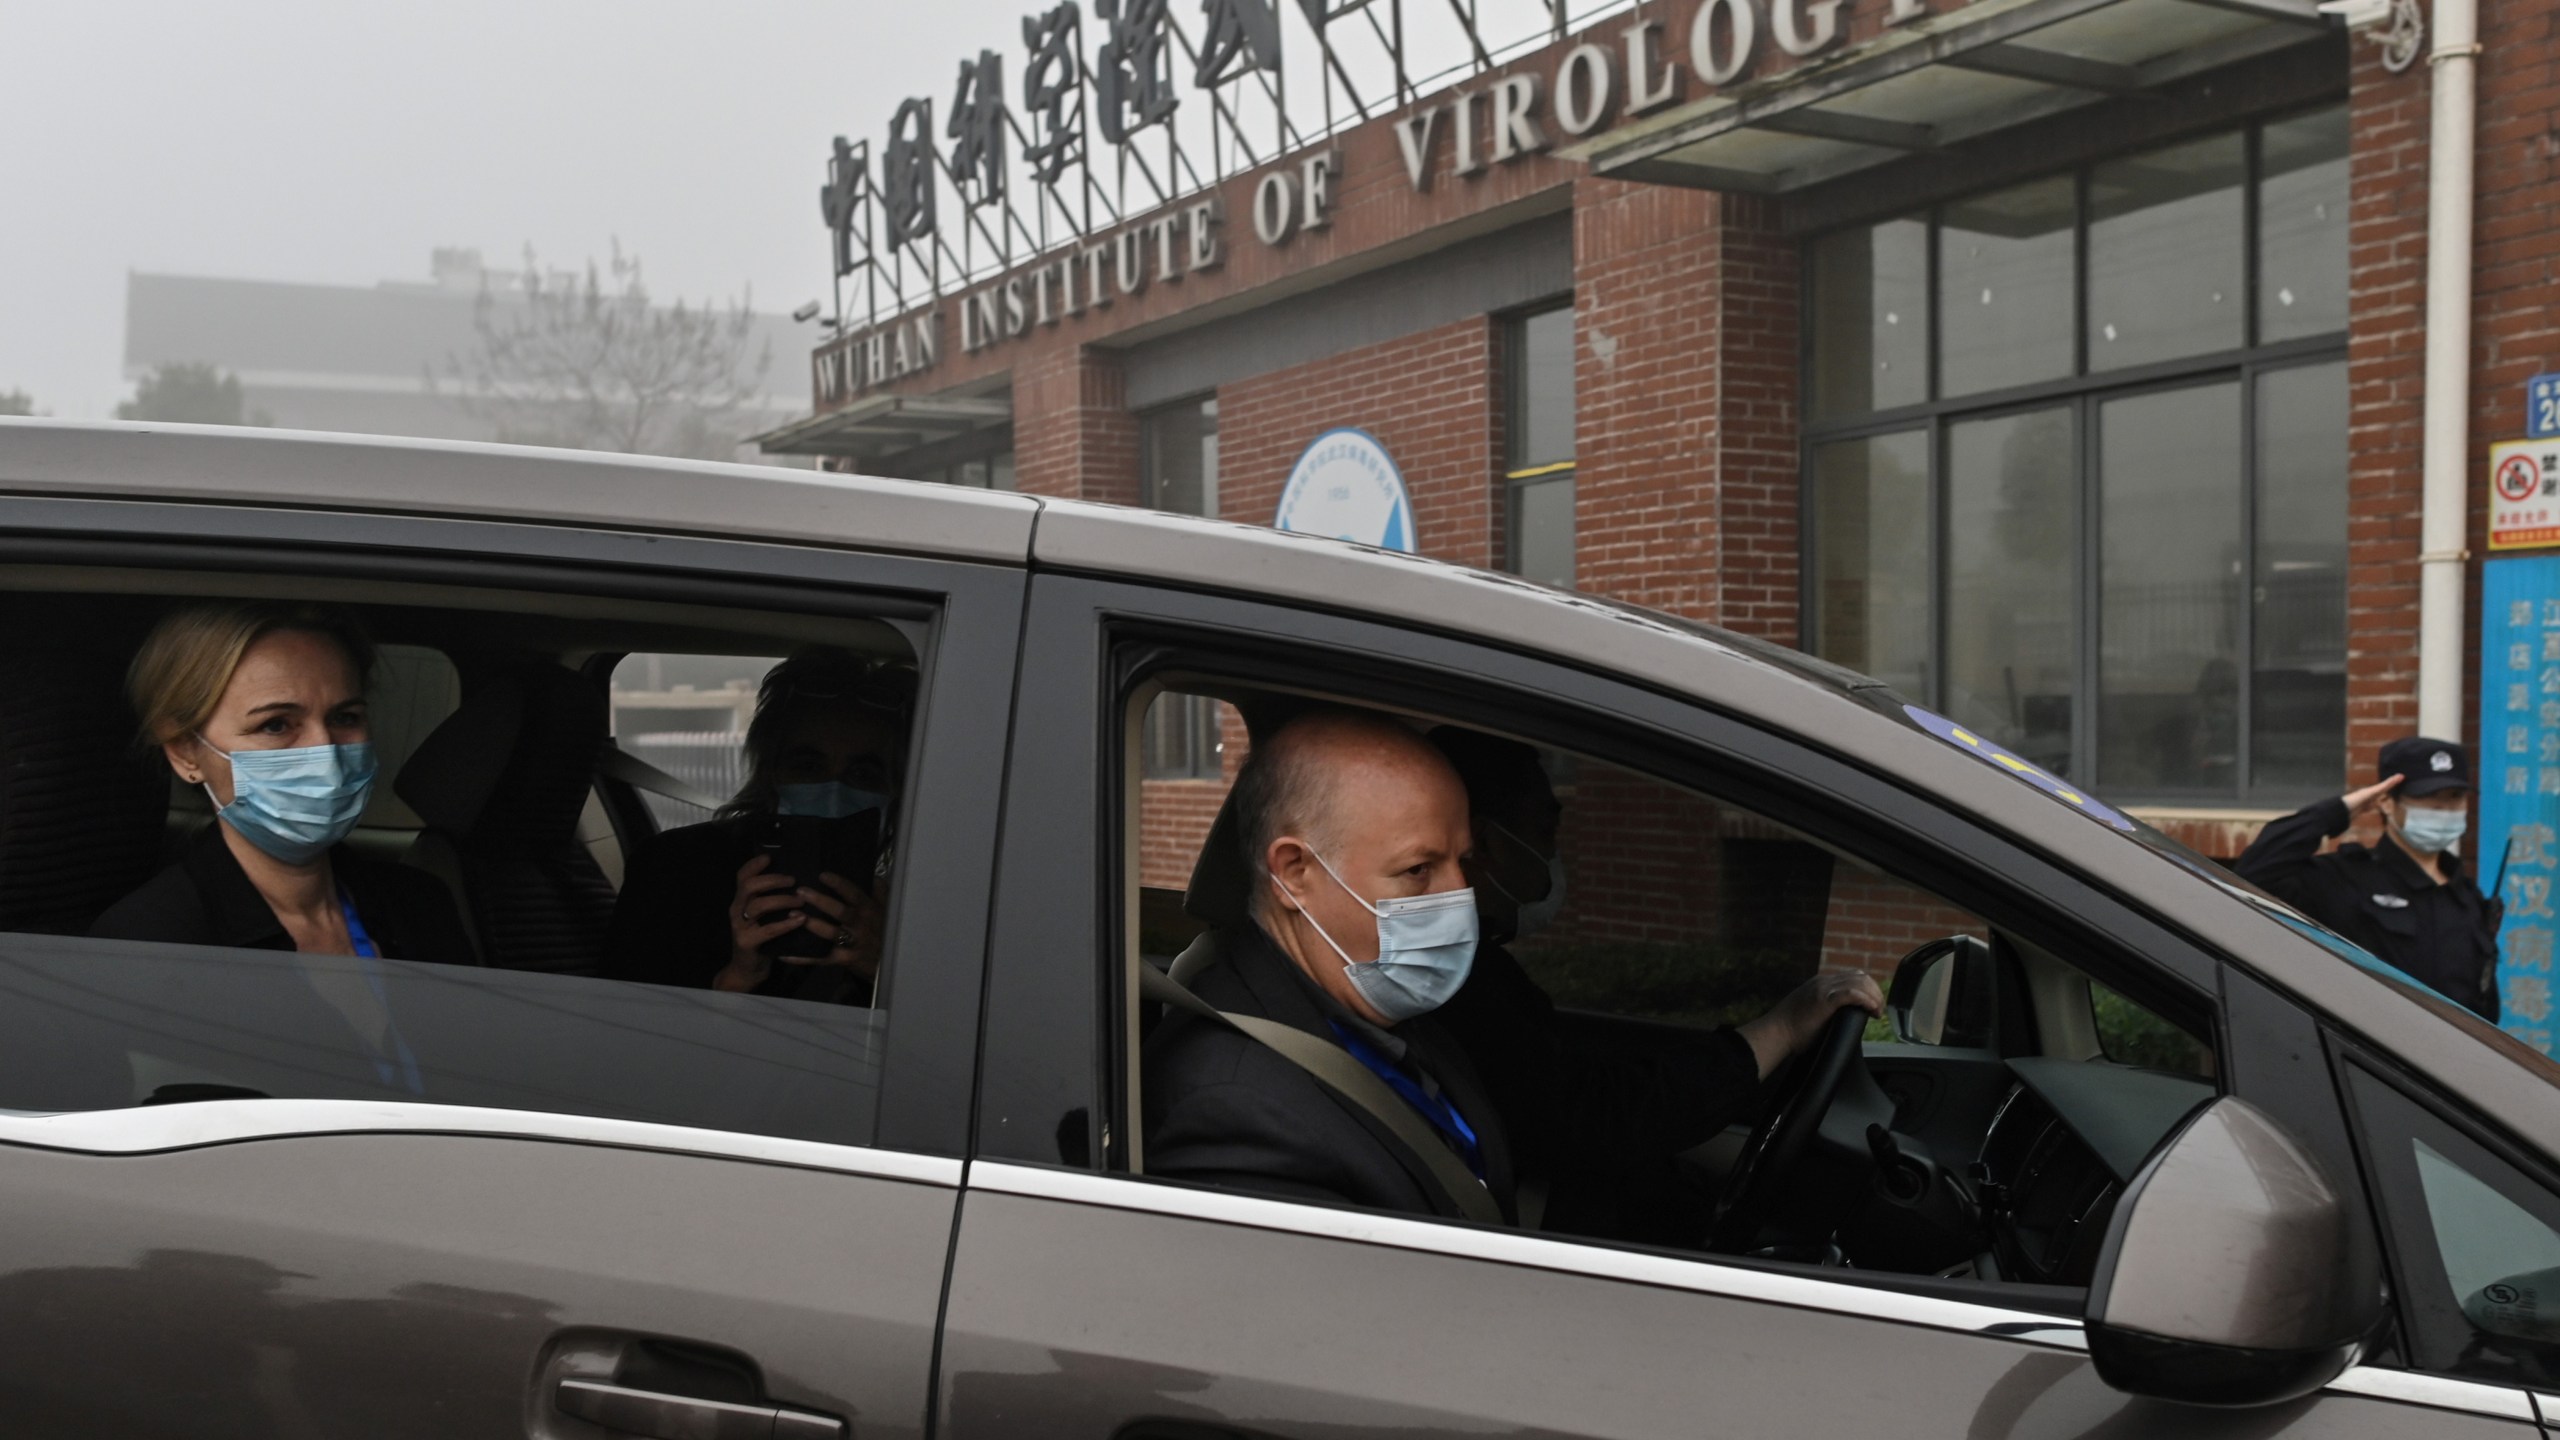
[
  {"xmin": 1125, "ymin": 672, "xmax": 2218, "ymax": 1292},
  {"xmin": 2349, "ymin": 1063, "xmax": 2560, "ymax": 1388},
  {"xmin": 0, "ymin": 574, "xmax": 930, "ymax": 1152}
]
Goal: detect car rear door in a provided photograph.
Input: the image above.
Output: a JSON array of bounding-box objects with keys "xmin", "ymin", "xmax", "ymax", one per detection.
[
  {"xmin": 946, "ymin": 571, "xmax": 2531, "ymax": 1440},
  {"xmin": 0, "ymin": 490, "xmax": 1021, "ymax": 1438}
]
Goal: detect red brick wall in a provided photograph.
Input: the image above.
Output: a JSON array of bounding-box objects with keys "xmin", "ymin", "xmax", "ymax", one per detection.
[
  {"xmin": 1138, "ymin": 703, "xmax": 1251, "ymax": 892},
  {"xmin": 1820, "ymin": 868, "xmax": 1989, "ymax": 982},
  {"xmin": 1570, "ymin": 182, "xmax": 1801, "ymax": 639},
  {"xmin": 1216, "ymin": 317, "xmax": 1501, "ymax": 567},
  {"xmin": 1015, "ymin": 344, "xmax": 1139, "ymax": 503}
]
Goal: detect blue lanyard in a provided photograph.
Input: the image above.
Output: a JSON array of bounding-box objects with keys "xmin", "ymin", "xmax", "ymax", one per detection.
[
  {"xmin": 334, "ymin": 891, "xmax": 423, "ymax": 1094},
  {"xmin": 1328, "ymin": 1021, "xmax": 1484, "ymax": 1179}
]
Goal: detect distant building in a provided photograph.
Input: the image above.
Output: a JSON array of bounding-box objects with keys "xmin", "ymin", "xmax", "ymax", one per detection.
[{"xmin": 123, "ymin": 248, "xmax": 807, "ymax": 453}]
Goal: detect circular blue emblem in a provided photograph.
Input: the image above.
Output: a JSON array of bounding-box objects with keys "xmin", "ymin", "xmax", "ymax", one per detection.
[{"xmin": 1275, "ymin": 428, "xmax": 1413, "ymax": 552}]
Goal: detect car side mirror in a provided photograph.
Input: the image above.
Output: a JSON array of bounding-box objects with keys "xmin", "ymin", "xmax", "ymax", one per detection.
[
  {"xmin": 2085, "ymin": 1096, "xmax": 2384, "ymax": 1407},
  {"xmin": 1884, "ymin": 935, "xmax": 1992, "ymax": 1046}
]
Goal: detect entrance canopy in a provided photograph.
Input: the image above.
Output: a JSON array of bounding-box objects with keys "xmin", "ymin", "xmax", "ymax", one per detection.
[
  {"xmin": 1582, "ymin": 0, "xmax": 2333, "ymax": 195},
  {"xmin": 750, "ymin": 394, "xmax": 1011, "ymax": 461}
]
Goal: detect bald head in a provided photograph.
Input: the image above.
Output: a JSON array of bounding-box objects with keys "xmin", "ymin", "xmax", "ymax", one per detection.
[{"xmin": 1234, "ymin": 708, "xmax": 1471, "ymax": 928}]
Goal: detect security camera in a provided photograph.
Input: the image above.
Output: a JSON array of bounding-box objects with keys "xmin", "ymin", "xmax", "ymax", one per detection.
[
  {"xmin": 791, "ymin": 301, "xmax": 823, "ymax": 323},
  {"xmin": 2315, "ymin": 0, "xmax": 2390, "ymax": 28}
]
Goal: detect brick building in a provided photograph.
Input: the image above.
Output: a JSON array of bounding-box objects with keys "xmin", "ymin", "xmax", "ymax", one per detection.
[{"xmin": 762, "ymin": 0, "xmax": 2551, "ymax": 975}]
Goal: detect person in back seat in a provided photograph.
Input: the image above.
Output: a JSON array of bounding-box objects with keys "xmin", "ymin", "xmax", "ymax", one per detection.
[
  {"xmin": 91, "ymin": 602, "xmax": 474, "ymax": 966},
  {"xmin": 601, "ymin": 647, "xmax": 909, "ymax": 1003}
]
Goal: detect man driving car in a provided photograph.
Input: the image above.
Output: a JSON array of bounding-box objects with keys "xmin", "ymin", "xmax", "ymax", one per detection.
[{"xmin": 1143, "ymin": 706, "xmax": 1881, "ymax": 1224}]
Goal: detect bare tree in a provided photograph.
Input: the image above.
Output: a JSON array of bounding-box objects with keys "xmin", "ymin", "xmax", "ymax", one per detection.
[
  {"xmin": 0, "ymin": 390, "xmax": 34, "ymax": 417},
  {"xmin": 433, "ymin": 245, "xmax": 773, "ymax": 460},
  {"xmin": 116, "ymin": 364, "xmax": 269, "ymax": 425}
]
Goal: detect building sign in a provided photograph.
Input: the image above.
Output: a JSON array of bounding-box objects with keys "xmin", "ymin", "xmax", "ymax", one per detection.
[
  {"xmin": 2489, "ymin": 438, "xmax": 2560, "ymax": 551},
  {"xmin": 811, "ymin": 0, "xmax": 1946, "ymax": 411},
  {"xmin": 2479, "ymin": 555, "xmax": 2560, "ymax": 1055},
  {"xmin": 1275, "ymin": 428, "xmax": 1413, "ymax": 551},
  {"xmin": 2532, "ymin": 373, "xmax": 2560, "ymax": 441}
]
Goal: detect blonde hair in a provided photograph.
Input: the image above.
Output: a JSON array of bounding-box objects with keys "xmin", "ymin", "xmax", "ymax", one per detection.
[{"xmin": 128, "ymin": 601, "xmax": 377, "ymax": 748}]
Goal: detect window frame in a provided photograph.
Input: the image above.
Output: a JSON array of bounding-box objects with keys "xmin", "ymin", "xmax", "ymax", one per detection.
[
  {"xmin": 1502, "ymin": 299, "xmax": 1577, "ymax": 587},
  {"xmin": 1139, "ymin": 394, "xmax": 1220, "ymax": 518},
  {"xmin": 0, "ymin": 495, "xmax": 1022, "ymax": 1160},
  {"xmin": 1799, "ymin": 104, "xmax": 2351, "ymax": 808}
]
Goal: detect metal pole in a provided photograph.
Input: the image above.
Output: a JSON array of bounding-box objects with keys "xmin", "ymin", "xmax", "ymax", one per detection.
[{"xmin": 2416, "ymin": 0, "xmax": 2479, "ymax": 741}]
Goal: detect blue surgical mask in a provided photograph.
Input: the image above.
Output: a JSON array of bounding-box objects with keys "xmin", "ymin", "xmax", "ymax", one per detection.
[
  {"xmin": 199, "ymin": 736, "xmax": 378, "ymax": 865},
  {"xmin": 2399, "ymin": 806, "xmax": 2468, "ymax": 855},
  {"xmin": 1281, "ymin": 849, "xmax": 1478, "ymax": 1023},
  {"xmin": 775, "ymin": 781, "xmax": 887, "ymax": 820}
]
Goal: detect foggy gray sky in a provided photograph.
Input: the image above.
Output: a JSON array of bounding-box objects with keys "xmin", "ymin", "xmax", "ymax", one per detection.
[{"xmin": 0, "ymin": 0, "xmax": 1032, "ymax": 420}]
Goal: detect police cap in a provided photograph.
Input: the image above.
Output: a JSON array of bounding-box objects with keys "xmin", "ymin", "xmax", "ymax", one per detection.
[{"xmin": 2378, "ymin": 736, "xmax": 2472, "ymax": 797}]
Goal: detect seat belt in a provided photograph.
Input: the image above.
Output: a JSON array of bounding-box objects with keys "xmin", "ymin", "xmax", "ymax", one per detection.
[
  {"xmin": 596, "ymin": 744, "xmax": 728, "ymax": 813},
  {"xmin": 1138, "ymin": 963, "xmax": 1502, "ymax": 1226}
]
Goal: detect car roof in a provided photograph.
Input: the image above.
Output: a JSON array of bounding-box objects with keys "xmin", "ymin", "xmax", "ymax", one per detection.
[{"xmin": 6, "ymin": 418, "xmax": 2552, "ymax": 1155}]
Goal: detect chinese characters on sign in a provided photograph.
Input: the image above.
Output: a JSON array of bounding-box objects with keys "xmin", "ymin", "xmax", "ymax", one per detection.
[
  {"xmin": 2487, "ymin": 438, "xmax": 2560, "ymax": 551},
  {"xmin": 2532, "ymin": 373, "xmax": 2560, "ymax": 442},
  {"xmin": 2478, "ymin": 556, "xmax": 2560, "ymax": 1054}
]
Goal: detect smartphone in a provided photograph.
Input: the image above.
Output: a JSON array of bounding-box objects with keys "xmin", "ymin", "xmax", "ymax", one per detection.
[{"xmin": 756, "ymin": 812, "xmax": 884, "ymax": 960}]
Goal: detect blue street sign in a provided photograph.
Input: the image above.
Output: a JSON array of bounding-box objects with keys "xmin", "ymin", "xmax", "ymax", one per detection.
[
  {"xmin": 2532, "ymin": 373, "xmax": 2560, "ymax": 441},
  {"xmin": 2478, "ymin": 555, "xmax": 2560, "ymax": 1053}
]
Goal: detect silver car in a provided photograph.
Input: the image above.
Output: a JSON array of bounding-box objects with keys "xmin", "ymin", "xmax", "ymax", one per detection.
[{"xmin": 0, "ymin": 417, "xmax": 2551, "ymax": 1438}]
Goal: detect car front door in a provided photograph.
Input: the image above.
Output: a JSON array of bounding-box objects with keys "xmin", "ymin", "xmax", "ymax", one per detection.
[
  {"xmin": 945, "ymin": 573, "xmax": 2534, "ymax": 1440},
  {"xmin": 0, "ymin": 491, "xmax": 1021, "ymax": 1438}
]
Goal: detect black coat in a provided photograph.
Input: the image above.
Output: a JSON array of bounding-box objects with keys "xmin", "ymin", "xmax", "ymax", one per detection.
[
  {"xmin": 2234, "ymin": 796, "xmax": 2503, "ymax": 1021},
  {"xmin": 599, "ymin": 817, "xmax": 876, "ymax": 1004},
  {"xmin": 1144, "ymin": 922, "xmax": 1517, "ymax": 1221},
  {"xmin": 91, "ymin": 822, "xmax": 476, "ymax": 967}
]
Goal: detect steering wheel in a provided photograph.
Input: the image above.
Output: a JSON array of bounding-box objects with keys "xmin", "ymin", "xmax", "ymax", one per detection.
[{"xmin": 1709, "ymin": 1006, "xmax": 1869, "ymax": 1252}]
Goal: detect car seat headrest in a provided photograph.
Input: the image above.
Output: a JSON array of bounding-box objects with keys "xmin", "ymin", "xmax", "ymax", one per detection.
[
  {"xmin": 1182, "ymin": 796, "xmax": 1251, "ymax": 927},
  {"xmin": 395, "ymin": 661, "xmax": 606, "ymax": 845},
  {"xmin": 0, "ymin": 650, "xmax": 170, "ymax": 934}
]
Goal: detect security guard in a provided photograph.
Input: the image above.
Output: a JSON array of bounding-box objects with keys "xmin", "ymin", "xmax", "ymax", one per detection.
[{"xmin": 2234, "ymin": 737, "xmax": 2502, "ymax": 1021}]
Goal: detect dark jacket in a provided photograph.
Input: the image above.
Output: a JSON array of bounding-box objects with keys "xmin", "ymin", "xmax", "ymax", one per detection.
[
  {"xmin": 91, "ymin": 822, "xmax": 477, "ymax": 966},
  {"xmin": 2234, "ymin": 796, "xmax": 2503, "ymax": 1021},
  {"xmin": 599, "ymin": 817, "xmax": 876, "ymax": 1004},
  {"xmin": 1144, "ymin": 922, "xmax": 1517, "ymax": 1221},
  {"xmin": 1433, "ymin": 940, "xmax": 1763, "ymax": 1243}
]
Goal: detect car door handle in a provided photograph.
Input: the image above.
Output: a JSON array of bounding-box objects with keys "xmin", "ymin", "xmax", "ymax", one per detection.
[{"xmin": 555, "ymin": 1377, "xmax": 846, "ymax": 1439}]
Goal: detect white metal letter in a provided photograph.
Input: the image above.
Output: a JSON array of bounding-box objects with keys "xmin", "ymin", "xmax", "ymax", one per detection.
[
  {"xmin": 1300, "ymin": 151, "xmax": 1339, "ymax": 229},
  {"xmin": 1187, "ymin": 198, "xmax": 1225, "ymax": 270},
  {"xmin": 1394, "ymin": 107, "xmax": 1441, "ymax": 190},
  {"xmin": 1253, "ymin": 169, "xmax": 1298, "ymax": 244},
  {"xmin": 1489, "ymin": 74, "xmax": 1549, "ymax": 162},
  {"xmin": 1622, "ymin": 21, "xmax": 1680, "ymax": 114},
  {"xmin": 1450, "ymin": 91, "xmax": 1484, "ymax": 176},
  {"xmin": 1774, "ymin": 0, "xmax": 1843, "ymax": 56},
  {"xmin": 1556, "ymin": 43, "xmax": 1615, "ymax": 135},
  {"xmin": 1690, "ymin": 0, "xmax": 1758, "ymax": 87}
]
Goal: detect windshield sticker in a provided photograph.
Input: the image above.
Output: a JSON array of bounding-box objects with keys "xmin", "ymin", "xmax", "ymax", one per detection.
[{"xmin": 1903, "ymin": 705, "xmax": 2135, "ymax": 831}]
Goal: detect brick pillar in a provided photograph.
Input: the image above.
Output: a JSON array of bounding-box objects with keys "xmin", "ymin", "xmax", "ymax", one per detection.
[
  {"xmin": 2345, "ymin": 45, "xmax": 2430, "ymax": 764},
  {"xmin": 1014, "ymin": 340, "xmax": 1140, "ymax": 503},
  {"xmin": 1571, "ymin": 179, "xmax": 1801, "ymax": 641}
]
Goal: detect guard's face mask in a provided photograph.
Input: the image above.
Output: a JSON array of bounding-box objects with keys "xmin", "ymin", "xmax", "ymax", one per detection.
[
  {"xmin": 1277, "ymin": 848, "xmax": 1478, "ymax": 1023},
  {"xmin": 2398, "ymin": 804, "xmax": 2468, "ymax": 855},
  {"xmin": 198, "ymin": 735, "xmax": 378, "ymax": 866}
]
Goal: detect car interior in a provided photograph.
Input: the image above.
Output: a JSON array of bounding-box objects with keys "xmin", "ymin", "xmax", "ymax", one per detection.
[
  {"xmin": 1123, "ymin": 678, "xmax": 2221, "ymax": 1309},
  {"xmin": 0, "ymin": 568, "xmax": 921, "ymax": 1145}
]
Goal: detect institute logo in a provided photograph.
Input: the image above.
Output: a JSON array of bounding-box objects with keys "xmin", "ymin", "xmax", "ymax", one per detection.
[{"xmin": 1275, "ymin": 428, "xmax": 1414, "ymax": 553}]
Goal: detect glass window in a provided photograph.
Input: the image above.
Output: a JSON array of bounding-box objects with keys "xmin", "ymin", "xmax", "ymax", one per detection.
[
  {"xmin": 1939, "ymin": 176, "xmax": 2077, "ymax": 398},
  {"xmin": 1511, "ymin": 474, "xmax": 1576, "ymax": 590},
  {"xmin": 1810, "ymin": 218, "xmax": 1930, "ymax": 421},
  {"xmin": 1506, "ymin": 303, "xmax": 1577, "ymax": 588},
  {"xmin": 2098, "ymin": 382, "xmax": 2244, "ymax": 792},
  {"xmin": 1143, "ymin": 398, "xmax": 1218, "ymax": 516},
  {"xmin": 2253, "ymin": 361, "xmax": 2349, "ymax": 792},
  {"xmin": 2351, "ymin": 1066, "xmax": 2560, "ymax": 1389},
  {"xmin": 2260, "ymin": 105, "xmax": 2350, "ymax": 344},
  {"xmin": 0, "ymin": 581, "xmax": 930, "ymax": 1151},
  {"xmin": 1142, "ymin": 692, "xmax": 1225, "ymax": 781},
  {"xmin": 1811, "ymin": 431, "xmax": 1930, "ymax": 695},
  {"xmin": 1805, "ymin": 112, "xmax": 2348, "ymax": 804},
  {"xmin": 1947, "ymin": 408, "xmax": 2076, "ymax": 774},
  {"xmin": 1512, "ymin": 305, "xmax": 1576, "ymax": 470},
  {"xmin": 2088, "ymin": 133, "xmax": 2246, "ymax": 371}
]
